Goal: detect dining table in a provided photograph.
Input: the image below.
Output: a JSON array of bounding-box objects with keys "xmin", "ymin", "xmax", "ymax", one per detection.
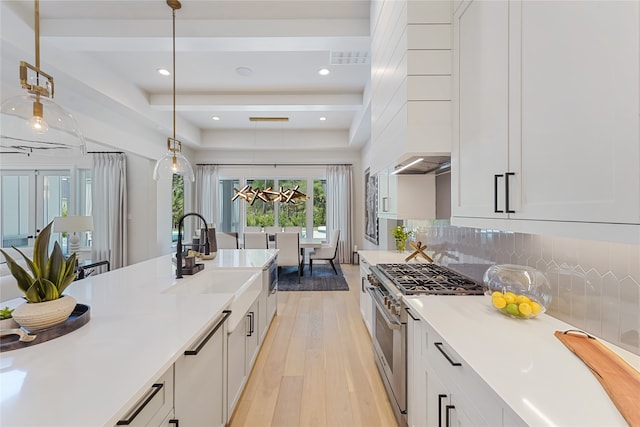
[{"xmin": 299, "ymin": 237, "xmax": 325, "ymax": 273}]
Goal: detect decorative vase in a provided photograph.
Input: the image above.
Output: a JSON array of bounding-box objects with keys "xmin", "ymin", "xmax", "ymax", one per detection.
[
  {"xmin": 0, "ymin": 317, "xmax": 19, "ymax": 330},
  {"xmin": 12, "ymin": 295, "xmax": 77, "ymax": 332},
  {"xmin": 396, "ymin": 239, "xmax": 406, "ymax": 252}
]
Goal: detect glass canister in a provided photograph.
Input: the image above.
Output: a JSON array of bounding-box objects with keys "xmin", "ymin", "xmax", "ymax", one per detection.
[{"xmin": 483, "ymin": 264, "xmax": 552, "ymax": 319}]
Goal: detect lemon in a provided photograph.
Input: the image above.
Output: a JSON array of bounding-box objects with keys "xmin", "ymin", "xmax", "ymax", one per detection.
[
  {"xmin": 492, "ymin": 296, "xmax": 507, "ymax": 309},
  {"xmin": 518, "ymin": 302, "xmax": 532, "ymax": 316},
  {"xmin": 491, "ymin": 291, "xmax": 503, "ymax": 299},
  {"xmin": 530, "ymin": 301, "xmax": 542, "ymax": 314},
  {"xmin": 515, "ymin": 295, "xmax": 531, "ymax": 304},
  {"xmin": 504, "ymin": 292, "xmax": 517, "ymax": 304},
  {"xmin": 506, "ymin": 303, "xmax": 520, "ymax": 316}
]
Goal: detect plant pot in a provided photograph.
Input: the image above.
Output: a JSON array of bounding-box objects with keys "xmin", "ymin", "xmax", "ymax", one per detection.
[
  {"xmin": 395, "ymin": 239, "xmax": 406, "ymax": 252},
  {"xmin": 12, "ymin": 295, "xmax": 77, "ymax": 332},
  {"xmin": 0, "ymin": 317, "xmax": 19, "ymax": 329}
]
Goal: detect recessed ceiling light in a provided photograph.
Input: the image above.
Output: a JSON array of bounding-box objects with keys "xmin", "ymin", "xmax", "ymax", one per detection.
[
  {"xmin": 157, "ymin": 68, "xmax": 170, "ymax": 76},
  {"xmin": 318, "ymin": 68, "xmax": 330, "ymax": 76},
  {"xmin": 319, "ymin": 117, "xmax": 327, "ymax": 121},
  {"xmin": 236, "ymin": 66, "xmax": 253, "ymax": 76},
  {"xmin": 211, "ymin": 116, "xmax": 220, "ymax": 121}
]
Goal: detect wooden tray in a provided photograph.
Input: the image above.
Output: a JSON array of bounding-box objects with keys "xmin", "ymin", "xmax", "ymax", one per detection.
[
  {"xmin": 0, "ymin": 304, "xmax": 90, "ymax": 352},
  {"xmin": 555, "ymin": 330, "xmax": 640, "ymax": 425}
]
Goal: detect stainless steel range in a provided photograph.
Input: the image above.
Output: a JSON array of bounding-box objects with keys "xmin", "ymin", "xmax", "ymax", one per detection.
[{"xmin": 366, "ymin": 263, "xmax": 484, "ymax": 427}]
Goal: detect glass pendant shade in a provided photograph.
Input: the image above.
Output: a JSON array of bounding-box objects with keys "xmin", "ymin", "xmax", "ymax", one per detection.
[
  {"xmin": 1, "ymin": 92, "xmax": 86, "ymax": 156},
  {"xmin": 153, "ymin": 151, "xmax": 195, "ymax": 182}
]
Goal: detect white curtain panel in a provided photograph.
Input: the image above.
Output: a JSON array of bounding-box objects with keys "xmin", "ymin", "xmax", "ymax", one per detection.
[
  {"xmin": 91, "ymin": 153, "xmax": 127, "ymax": 269},
  {"xmin": 326, "ymin": 165, "xmax": 353, "ymax": 264},
  {"xmin": 195, "ymin": 165, "xmax": 219, "ymax": 227}
]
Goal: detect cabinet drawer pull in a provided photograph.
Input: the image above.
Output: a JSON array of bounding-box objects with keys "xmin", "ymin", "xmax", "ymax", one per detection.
[
  {"xmin": 404, "ymin": 307, "xmax": 420, "ymax": 321},
  {"xmin": 438, "ymin": 394, "xmax": 447, "ymax": 427},
  {"xmin": 382, "ymin": 196, "xmax": 389, "ymax": 212},
  {"xmin": 185, "ymin": 310, "xmax": 231, "ymax": 356},
  {"xmin": 505, "ymin": 172, "xmax": 515, "ymax": 213},
  {"xmin": 116, "ymin": 383, "xmax": 164, "ymax": 425},
  {"xmin": 169, "ymin": 420, "xmax": 179, "ymax": 426},
  {"xmin": 494, "ymin": 174, "xmax": 504, "ymax": 213},
  {"xmin": 446, "ymin": 404, "xmax": 455, "ymax": 427},
  {"xmin": 434, "ymin": 342, "xmax": 462, "ymax": 366},
  {"xmin": 247, "ymin": 311, "xmax": 255, "ymax": 337}
]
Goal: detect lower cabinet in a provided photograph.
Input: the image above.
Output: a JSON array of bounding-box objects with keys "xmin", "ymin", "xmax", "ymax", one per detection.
[
  {"xmin": 174, "ymin": 310, "xmax": 231, "ymax": 427},
  {"xmin": 406, "ymin": 305, "xmax": 522, "ymax": 427},
  {"xmin": 115, "ymin": 367, "xmax": 174, "ymax": 426},
  {"xmin": 227, "ymin": 298, "xmax": 260, "ymax": 418},
  {"xmin": 359, "ymin": 258, "xmax": 373, "ymax": 335}
]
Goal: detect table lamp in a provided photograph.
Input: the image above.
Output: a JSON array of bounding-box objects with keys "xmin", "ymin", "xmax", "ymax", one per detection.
[{"xmin": 53, "ymin": 216, "xmax": 93, "ymax": 255}]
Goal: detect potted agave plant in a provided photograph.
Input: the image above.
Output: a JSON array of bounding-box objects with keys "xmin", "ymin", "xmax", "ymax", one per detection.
[{"xmin": 0, "ymin": 221, "xmax": 78, "ymax": 332}]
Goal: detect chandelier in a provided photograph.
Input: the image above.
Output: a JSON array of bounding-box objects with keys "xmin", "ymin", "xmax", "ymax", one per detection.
[{"xmin": 232, "ymin": 185, "xmax": 309, "ymax": 205}]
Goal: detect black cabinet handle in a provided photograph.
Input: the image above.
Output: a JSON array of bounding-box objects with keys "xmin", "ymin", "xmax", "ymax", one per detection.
[
  {"xmin": 434, "ymin": 342, "xmax": 462, "ymax": 366},
  {"xmin": 438, "ymin": 394, "xmax": 447, "ymax": 427},
  {"xmin": 116, "ymin": 383, "xmax": 164, "ymax": 425},
  {"xmin": 494, "ymin": 174, "xmax": 504, "ymax": 213},
  {"xmin": 505, "ymin": 172, "xmax": 515, "ymax": 213},
  {"xmin": 169, "ymin": 420, "xmax": 179, "ymax": 426},
  {"xmin": 185, "ymin": 310, "xmax": 231, "ymax": 356},
  {"xmin": 361, "ymin": 277, "xmax": 365, "ymax": 293},
  {"xmin": 404, "ymin": 307, "xmax": 420, "ymax": 321},
  {"xmin": 247, "ymin": 311, "xmax": 255, "ymax": 336},
  {"xmin": 446, "ymin": 404, "xmax": 455, "ymax": 427}
]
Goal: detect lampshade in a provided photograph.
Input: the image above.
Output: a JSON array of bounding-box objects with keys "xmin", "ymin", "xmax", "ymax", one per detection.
[
  {"xmin": 53, "ymin": 216, "xmax": 94, "ymax": 233},
  {"xmin": 1, "ymin": 93, "xmax": 86, "ymax": 156}
]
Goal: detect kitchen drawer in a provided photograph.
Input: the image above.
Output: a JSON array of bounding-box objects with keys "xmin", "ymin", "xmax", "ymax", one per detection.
[
  {"xmin": 423, "ymin": 321, "xmax": 503, "ymax": 427},
  {"xmin": 115, "ymin": 366, "xmax": 174, "ymax": 426}
]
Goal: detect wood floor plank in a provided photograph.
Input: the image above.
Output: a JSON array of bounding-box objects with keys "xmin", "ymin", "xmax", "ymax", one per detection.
[{"xmin": 228, "ymin": 264, "xmax": 398, "ymax": 427}]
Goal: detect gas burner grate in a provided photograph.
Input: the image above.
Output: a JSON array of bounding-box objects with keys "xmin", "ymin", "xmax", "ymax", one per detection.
[{"xmin": 376, "ymin": 263, "xmax": 484, "ymax": 295}]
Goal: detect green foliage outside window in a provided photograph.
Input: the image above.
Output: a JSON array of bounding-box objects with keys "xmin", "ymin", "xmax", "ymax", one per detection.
[{"xmin": 172, "ymin": 175, "xmax": 184, "ymax": 240}]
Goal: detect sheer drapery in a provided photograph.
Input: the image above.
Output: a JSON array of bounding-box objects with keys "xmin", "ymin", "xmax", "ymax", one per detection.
[
  {"xmin": 92, "ymin": 153, "xmax": 127, "ymax": 269},
  {"xmin": 195, "ymin": 165, "xmax": 218, "ymax": 226},
  {"xmin": 326, "ymin": 165, "xmax": 353, "ymax": 263}
]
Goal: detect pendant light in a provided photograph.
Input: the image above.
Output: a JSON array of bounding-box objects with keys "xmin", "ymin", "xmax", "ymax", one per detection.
[
  {"xmin": 0, "ymin": 0, "xmax": 86, "ymax": 156},
  {"xmin": 153, "ymin": 0, "xmax": 195, "ymax": 182}
]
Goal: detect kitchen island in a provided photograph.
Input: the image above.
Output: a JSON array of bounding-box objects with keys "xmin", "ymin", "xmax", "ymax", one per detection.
[{"xmin": 0, "ymin": 249, "xmax": 277, "ymax": 426}]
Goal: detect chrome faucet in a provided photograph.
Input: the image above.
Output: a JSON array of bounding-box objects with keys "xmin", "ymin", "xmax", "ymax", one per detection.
[{"xmin": 176, "ymin": 212, "xmax": 210, "ymax": 279}]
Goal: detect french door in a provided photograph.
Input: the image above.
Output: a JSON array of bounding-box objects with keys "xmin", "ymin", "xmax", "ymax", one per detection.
[{"xmin": 0, "ymin": 170, "xmax": 71, "ymax": 251}]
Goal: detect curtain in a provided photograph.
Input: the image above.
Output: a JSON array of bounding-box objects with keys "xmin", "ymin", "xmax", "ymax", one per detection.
[
  {"xmin": 92, "ymin": 153, "xmax": 127, "ymax": 269},
  {"xmin": 195, "ymin": 165, "xmax": 219, "ymax": 227},
  {"xmin": 326, "ymin": 165, "xmax": 353, "ymax": 264}
]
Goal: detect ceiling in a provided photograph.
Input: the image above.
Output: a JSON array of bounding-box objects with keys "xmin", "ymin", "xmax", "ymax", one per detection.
[{"xmin": 1, "ymin": 0, "xmax": 372, "ymax": 151}]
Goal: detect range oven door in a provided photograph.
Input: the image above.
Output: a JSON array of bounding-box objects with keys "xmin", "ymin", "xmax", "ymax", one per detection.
[{"xmin": 368, "ymin": 287, "xmax": 407, "ymax": 425}]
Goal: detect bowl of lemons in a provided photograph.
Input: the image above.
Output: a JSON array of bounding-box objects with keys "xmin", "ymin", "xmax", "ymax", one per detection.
[{"xmin": 483, "ymin": 264, "xmax": 552, "ymax": 319}]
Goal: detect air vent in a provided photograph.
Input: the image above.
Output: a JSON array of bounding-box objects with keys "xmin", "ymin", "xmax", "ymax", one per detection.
[
  {"xmin": 330, "ymin": 51, "xmax": 370, "ymax": 65},
  {"xmin": 249, "ymin": 117, "xmax": 289, "ymax": 122}
]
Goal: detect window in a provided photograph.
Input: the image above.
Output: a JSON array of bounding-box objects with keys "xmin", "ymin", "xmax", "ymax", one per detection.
[
  {"xmin": 172, "ymin": 174, "xmax": 184, "ymax": 242},
  {"xmin": 218, "ymin": 179, "xmax": 240, "ymax": 232},
  {"xmin": 277, "ymin": 179, "xmax": 306, "ymax": 232},
  {"xmin": 313, "ymin": 179, "xmax": 326, "ymax": 239},
  {"xmin": 246, "ymin": 179, "xmax": 275, "ymax": 227}
]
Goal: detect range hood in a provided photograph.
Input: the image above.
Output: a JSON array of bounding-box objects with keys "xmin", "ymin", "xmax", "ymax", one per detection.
[{"xmin": 391, "ymin": 155, "xmax": 451, "ymax": 175}]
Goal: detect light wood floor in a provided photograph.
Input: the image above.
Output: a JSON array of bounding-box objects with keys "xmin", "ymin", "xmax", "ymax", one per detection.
[{"xmin": 228, "ymin": 263, "xmax": 398, "ymax": 427}]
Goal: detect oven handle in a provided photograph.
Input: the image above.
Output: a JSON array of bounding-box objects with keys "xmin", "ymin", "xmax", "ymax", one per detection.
[{"xmin": 367, "ymin": 287, "xmax": 402, "ymax": 330}]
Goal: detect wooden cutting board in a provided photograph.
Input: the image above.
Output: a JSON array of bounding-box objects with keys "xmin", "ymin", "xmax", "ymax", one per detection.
[{"xmin": 555, "ymin": 330, "xmax": 640, "ymax": 426}]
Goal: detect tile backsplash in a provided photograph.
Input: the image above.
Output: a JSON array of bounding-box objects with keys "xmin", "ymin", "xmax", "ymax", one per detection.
[{"xmin": 406, "ymin": 220, "xmax": 640, "ymax": 355}]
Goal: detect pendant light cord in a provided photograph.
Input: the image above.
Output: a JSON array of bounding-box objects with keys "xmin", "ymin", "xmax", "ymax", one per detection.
[
  {"xmin": 172, "ymin": 6, "xmax": 177, "ymax": 141},
  {"xmin": 34, "ymin": 0, "xmax": 40, "ymax": 69}
]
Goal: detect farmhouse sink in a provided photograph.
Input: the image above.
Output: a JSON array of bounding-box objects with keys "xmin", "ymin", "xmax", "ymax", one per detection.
[{"xmin": 163, "ymin": 269, "xmax": 262, "ymax": 332}]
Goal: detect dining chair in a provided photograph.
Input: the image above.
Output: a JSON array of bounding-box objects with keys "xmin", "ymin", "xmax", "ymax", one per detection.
[
  {"xmin": 216, "ymin": 232, "xmax": 239, "ymax": 249},
  {"xmin": 309, "ymin": 229, "xmax": 340, "ymax": 275},
  {"xmin": 275, "ymin": 232, "xmax": 303, "ymax": 283},
  {"xmin": 243, "ymin": 232, "xmax": 269, "ymax": 249}
]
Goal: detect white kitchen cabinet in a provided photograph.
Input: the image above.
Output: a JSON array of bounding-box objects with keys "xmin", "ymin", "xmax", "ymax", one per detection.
[
  {"xmin": 174, "ymin": 310, "xmax": 230, "ymax": 427},
  {"xmin": 358, "ymin": 257, "xmax": 373, "ymax": 336},
  {"xmin": 227, "ymin": 299, "xmax": 260, "ymax": 418},
  {"xmin": 452, "ymin": 0, "xmax": 640, "ymax": 242},
  {"xmin": 115, "ymin": 366, "xmax": 174, "ymax": 427},
  {"xmin": 378, "ymin": 168, "xmax": 436, "ymax": 220},
  {"xmin": 406, "ymin": 306, "xmax": 425, "ymax": 427}
]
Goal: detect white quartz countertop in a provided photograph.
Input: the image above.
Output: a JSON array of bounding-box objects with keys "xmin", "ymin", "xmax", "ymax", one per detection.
[
  {"xmin": 404, "ymin": 295, "xmax": 640, "ymax": 427},
  {"xmin": 0, "ymin": 250, "xmax": 276, "ymax": 427},
  {"xmin": 358, "ymin": 250, "xmax": 430, "ymax": 265}
]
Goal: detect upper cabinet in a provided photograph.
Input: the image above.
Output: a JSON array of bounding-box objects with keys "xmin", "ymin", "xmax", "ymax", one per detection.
[
  {"xmin": 370, "ymin": 1, "xmax": 454, "ymax": 175},
  {"xmin": 452, "ymin": 0, "xmax": 640, "ymax": 243}
]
